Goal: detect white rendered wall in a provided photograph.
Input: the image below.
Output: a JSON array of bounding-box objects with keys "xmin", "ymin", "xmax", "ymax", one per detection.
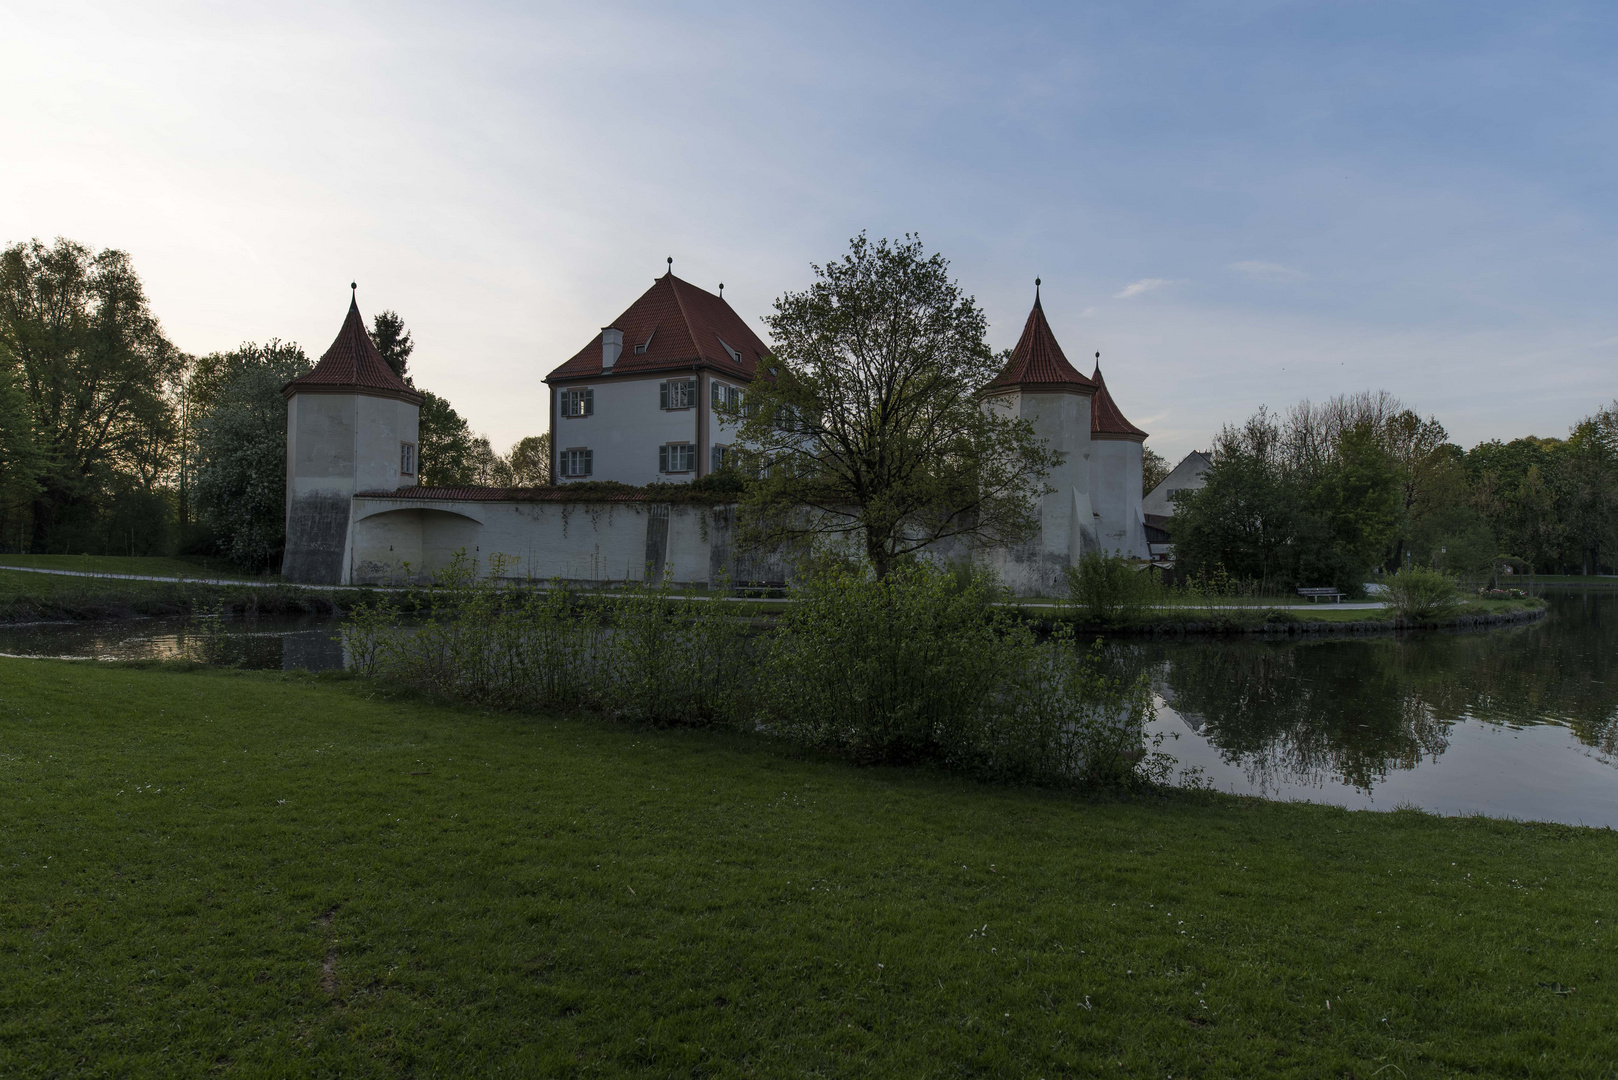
[
  {"xmin": 1143, "ymin": 450, "xmax": 1212, "ymax": 517},
  {"xmin": 553, "ymin": 375, "xmax": 702, "ymax": 485},
  {"xmin": 1021, "ymin": 390, "xmax": 1097, "ymax": 558},
  {"xmin": 348, "ymin": 498, "xmax": 729, "ymax": 585},
  {"xmin": 1090, "ymin": 437, "xmax": 1149, "ymax": 558},
  {"xmin": 705, "ymin": 371, "xmax": 746, "ymax": 468},
  {"xmin": 355, "ymin": 395, "xmax": 419, "ymax": 492}
]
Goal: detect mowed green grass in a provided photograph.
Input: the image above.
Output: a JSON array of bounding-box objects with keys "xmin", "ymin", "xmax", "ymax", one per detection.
[{"xmin": 2, "ymin": 661, "xmax": 1615, "ymax": 1078}]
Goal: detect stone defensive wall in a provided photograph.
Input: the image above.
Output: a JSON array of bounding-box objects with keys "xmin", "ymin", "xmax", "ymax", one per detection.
[
  {"xmin": 343, "ymin": 487, "xmax": 791, "ymax": 588},
  {"xmin": 331, "ymin": 486, "xmax": 1068, "ymax": 596}
]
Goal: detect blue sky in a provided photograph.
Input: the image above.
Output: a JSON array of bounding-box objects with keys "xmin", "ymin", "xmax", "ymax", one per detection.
[{"xmin": 2, "ymin": 1, "xmax": 1614, "ymax": 460}]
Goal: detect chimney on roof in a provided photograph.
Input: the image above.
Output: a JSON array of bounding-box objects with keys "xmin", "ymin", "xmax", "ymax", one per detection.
[{"xmin": 602, "ymin": 327, "xmax": 623, "ymax": 371}]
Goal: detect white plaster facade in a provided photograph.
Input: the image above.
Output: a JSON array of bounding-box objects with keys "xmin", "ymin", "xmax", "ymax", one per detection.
[
  {"xmin": 1143, "ymin": 450, "xmax": 1212, "ymax": 518},
  {"xmin": 549, "ymin": 369, "xmax": 746, "ymax": 486},
  {"xmin": 1091, "ymin": 435, "xmax": 1149, "ymax": 558}
]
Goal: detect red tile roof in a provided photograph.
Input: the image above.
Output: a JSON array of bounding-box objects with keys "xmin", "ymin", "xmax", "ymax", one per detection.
[
  {"xmin": 354, "ymin": 485, "xmax": 649, "ymax": 502},
  {"xmin": 284, "ymin": 292, "xmax": 423, "ymax": 403},
  {"xmin": 983, "ymin": 292, "xmax": 1097, "ymax": 394},
  {"xmin": 1090, "ymin": 364, "xmax": 1148, "ymax": 440},
  {"xmin": 545, "ymin": 273, "xmax": 771, "ymax": 383}
]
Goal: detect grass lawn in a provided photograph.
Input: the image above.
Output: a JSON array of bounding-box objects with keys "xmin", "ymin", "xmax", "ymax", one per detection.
[
  {"xmin": 0, "ymin": 554, "xmax": 259, "ymax": 580},
  {"xmin": 2, "ymin": 660, "xmax": 1614, "ymax": 1077}
]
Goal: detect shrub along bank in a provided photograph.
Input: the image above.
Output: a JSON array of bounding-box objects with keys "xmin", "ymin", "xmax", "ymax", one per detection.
[
  {"xmin": 348, "ymin": 560, "xmax": 1155, "ymax": 789},
  {"xmin": 3, "ymin": 659, "xmax": 1617, "ymax": 1077}
]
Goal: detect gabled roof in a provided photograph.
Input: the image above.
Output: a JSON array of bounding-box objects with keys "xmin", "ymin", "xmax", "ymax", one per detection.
[
  {"xmin": 1090, "ymin": 363, "xmax": 1148, "ymax": 440},
  {"xmin": 283, "ymin": 292, "xmax": 422, "ymax": 404},
  {"xmin": 983, "ymin": 290, "xmax": 1097, "ymax": 394},
  {"xmin": 546, "ymin": 273, "xmax": 771, "ymax": 383}
]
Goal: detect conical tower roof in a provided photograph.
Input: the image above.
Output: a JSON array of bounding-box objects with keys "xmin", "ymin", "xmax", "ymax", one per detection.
[
  {"xmin": 1089, "ymin": 361, "xmax": 1148, "ymax": 440},
  {"xmin": 283, "ymin": 289, "xmax": 423, "ymax": 403},
  {"xmin": 984, "ymin": 286, "xmax": 1097, "ymax": 394}
]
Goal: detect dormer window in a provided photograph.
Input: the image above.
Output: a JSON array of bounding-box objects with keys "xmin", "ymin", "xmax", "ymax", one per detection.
[
  {"xmin": 634, "ymin": 329, "xmax": 655, "ymax": 355},
  {"xmin": 715, "ymin": 335, "xmax": 742, "ymax": 364}
]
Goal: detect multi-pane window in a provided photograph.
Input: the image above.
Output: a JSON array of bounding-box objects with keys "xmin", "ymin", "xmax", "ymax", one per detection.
[
  {"xmin": 559, "ymin": 448, "xmax": 592, "ymax": 478},
  {"xmin": 711, "ymin": 444, "xmax": 729, "ymax": 472},
  {"xmin": 659, "ymin": 443, "xmax": 696, "ymax": 474},
  {"xmin": 400, "ymin": 441, "xmax": 416, "ymax": 476},
  {"xmin": 561, "ymin": 387, "xmax": 594, "ymax": 417},
  {"xmin": 660, "ymin": 379, "xmax": 696, "ymax": 410},
  {"xmin": 710, "ymin": 382, "xmax": 743, "ymax": 411}
]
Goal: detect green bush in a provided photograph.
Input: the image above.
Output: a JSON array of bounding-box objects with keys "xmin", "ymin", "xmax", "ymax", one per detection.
[
  {"xmin": 346, "ymin": 558, "xmax": 1154, "ymax": 788},
  {"xmin": 759, "ymin": 564, "xmax": 1152, "ymax": 784},
  {"xmin": 345, "ymin": 554, "xmax": 752, "ymax": 726},
  {"xmin": 1385, "ymin": 566, "xmax": 1463, "ymax": 620},
  {"xmin": 1063, "ymin": 551, "xmax": 1161, "ymax": 623}
]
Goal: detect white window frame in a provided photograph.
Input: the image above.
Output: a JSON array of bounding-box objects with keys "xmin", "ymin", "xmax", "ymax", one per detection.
[
  {"xmin": 400, "ymin": 441, "xmax": 416, "ymax": 476},
  {"xmin": 559, "ymin": 447, "xmax": 593, "ymax": 478},
  {"xmin": 660, "ymin": 379, "xmax": 696, "ymax": 411},
  {"xmin": 561, "ymin": 387, "xmax": 594, "ymax": 418},
  {"xmin": 659, "ymin": 442, "xmax": 696, "ymax": 474},
  {"xmin": 711, "ymin": 443, "xmax": 729, "ymax": 472}
]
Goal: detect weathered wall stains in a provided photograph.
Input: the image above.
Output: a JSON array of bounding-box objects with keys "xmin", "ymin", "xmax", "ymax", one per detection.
[{"xmin": 282, "ymin": 492, "xmax": 352, "ymax": 584}]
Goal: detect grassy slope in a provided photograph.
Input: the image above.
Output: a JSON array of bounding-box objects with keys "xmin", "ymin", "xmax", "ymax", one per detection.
[{"xmin": 2, "ymin": 661, "xmax": 1614, "ymax": 1078}]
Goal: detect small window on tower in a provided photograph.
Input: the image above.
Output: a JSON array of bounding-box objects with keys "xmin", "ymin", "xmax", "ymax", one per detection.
[{"xmin": 400, "ymin": 441, "xmax": 416, "ymax": 476}]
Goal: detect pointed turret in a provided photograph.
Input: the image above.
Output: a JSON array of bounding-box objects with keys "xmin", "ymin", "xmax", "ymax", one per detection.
[
  {"xmin": 983, "ymin": 282, "xmax": 1097, "ymax": 394},
  {"xmin": 1089, "ymin": 358, "xmax": 1147, "ymax": 441},
  {"xmin": 282, "ymin": 286, "xmax": 423, "ymax": 585},
  {"xmin": 283, "ymin": 289, "xmax": 422, "ymax": 404}
]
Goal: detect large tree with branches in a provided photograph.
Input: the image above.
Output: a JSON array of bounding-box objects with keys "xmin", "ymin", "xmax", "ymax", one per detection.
[
  {"xmin": 727, "ymin": 234, "xmax": 1058, "ymax": 578},
  {"xmin": 0, "ymin": 239, "xmax": 182, "ymax": 549}
]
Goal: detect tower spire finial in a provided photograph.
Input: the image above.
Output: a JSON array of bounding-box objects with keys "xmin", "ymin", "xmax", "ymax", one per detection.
[
  {"xmin": 1094, "ymin": 350, "xmax": 1101, "ymax": 378},
  {"xmin": 1034, "ymin": 277, "xmax": 1042, "ymax": 308},
  {"xmin": 719, "ymin": 282, "xmax": 724, "ymax": 297},
  {"xmin": 667, "ymin": 256, "xmax": 673, "ymax": 277}
]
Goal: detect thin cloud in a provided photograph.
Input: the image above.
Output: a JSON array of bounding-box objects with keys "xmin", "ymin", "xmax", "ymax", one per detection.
[
  {"xmin": 1114, "ymin": 278, "xmax": 1171, "ymax": 299},
  {"xmin": 1230, "ymin": 260, "xmax": 1308, "ymax": 282}
]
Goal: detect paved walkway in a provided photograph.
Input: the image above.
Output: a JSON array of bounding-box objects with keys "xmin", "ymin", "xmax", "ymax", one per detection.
[{"xmin": 0, "ymin": 564, "xmax": 1389, "ymax": 611}]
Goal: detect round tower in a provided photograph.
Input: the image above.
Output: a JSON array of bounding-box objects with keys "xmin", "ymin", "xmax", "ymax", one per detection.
[
  {"xmin": 979, "ymin": 283, "xmax": 1101, "ymax": 593},
  {"xmin": 281, "ymin": 287, "xmax": 423, "ymax": 584},
  {"xmin": 1088, "ymin": 357, "xmax": 1151, "ymax": 559}
]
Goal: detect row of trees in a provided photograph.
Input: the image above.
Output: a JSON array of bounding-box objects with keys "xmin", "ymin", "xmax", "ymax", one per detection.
[
  {"xmin": 0, "ymin": 238, "xmax": 547, "ymax": 569},
  {"xmin": 1172, "ymin": 390, "xmax": 1618, "ymax": 590}
]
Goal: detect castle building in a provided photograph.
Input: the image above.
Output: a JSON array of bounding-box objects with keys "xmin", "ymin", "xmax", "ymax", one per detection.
[
  {"xmin": 281, "ymin": 277, "xmax": 1151, "ymax": 594},
  {"xmin": 979, "ymin": 287, "xmax": 1150, "ymax": 585},
  {"xmin": 543, "ymin": 270, "xmax": 769, "ymax": 485}
]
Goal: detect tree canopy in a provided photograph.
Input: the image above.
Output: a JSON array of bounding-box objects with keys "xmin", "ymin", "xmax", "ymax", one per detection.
[
  {"xmin": 0, "ymin": 238, "xmax": 182, "ymax": 551},
  {"xmin": 728, "ymin": 234, "xmax": 1058, "ymax": 577},
  {"xmin": 192, "ymin": 342, "xmax": 311, "ymax": 569}
]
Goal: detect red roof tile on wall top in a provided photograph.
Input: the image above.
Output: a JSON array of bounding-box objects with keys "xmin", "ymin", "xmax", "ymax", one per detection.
[
  {"xmin": 354, "ymin": 485, "xmax": 651, "ymax": 502},
  {"xmin": 284, "ymin": 295, "xmax": 422, "ymax": 403},
  {"xmin": 545, "ymin": 273, "xmax": 772, "ymax": 383},
  {"xmin": 983, "ymin": 296, "xmax": 1097, "ymax": 393},
  {"xmin": 1090, "ymin": 365, "xmax": 1148, "ymax": 440}
]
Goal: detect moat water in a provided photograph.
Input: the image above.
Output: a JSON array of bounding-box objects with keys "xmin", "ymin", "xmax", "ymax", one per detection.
[{"xmin": 2, "ymin": 590, "xmax": 1613, "ymax": 826}]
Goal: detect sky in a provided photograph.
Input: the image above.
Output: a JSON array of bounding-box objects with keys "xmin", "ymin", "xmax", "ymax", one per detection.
[{"xmin": 3, "ymin": 0, "xmax": 1615, "ymax": 462}]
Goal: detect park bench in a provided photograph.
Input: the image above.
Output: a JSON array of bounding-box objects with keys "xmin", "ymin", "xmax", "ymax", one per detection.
[{"xmin": 1296, "ymin": 587, "xmax": 1345, "ymax": 603}]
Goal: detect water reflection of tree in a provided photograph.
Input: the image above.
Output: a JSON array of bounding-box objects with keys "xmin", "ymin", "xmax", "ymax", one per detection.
[{"xmin": 1118, "ymin": 591, "xmax": 1618, "ymax": 792}]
